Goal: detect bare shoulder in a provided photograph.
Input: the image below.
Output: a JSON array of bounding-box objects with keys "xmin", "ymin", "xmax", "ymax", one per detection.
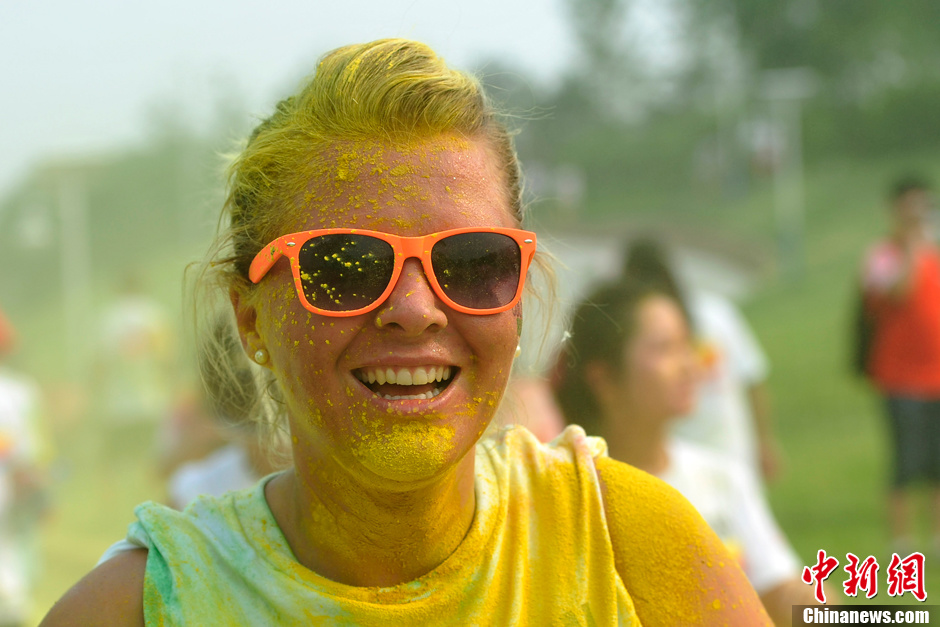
[
  {"xmin": 40, "ymin": 549, "xmax": 147, "ymax": 627},
  {"xmin": 595, "ymin": 457, "xmax": 771, "ymax": 626}
]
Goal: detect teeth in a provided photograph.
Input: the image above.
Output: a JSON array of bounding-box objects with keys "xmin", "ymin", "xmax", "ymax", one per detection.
[
  {"xmin": 355, "ymin": 365, "xmax": 455, "ymax": 387},
  {"xmin": 413, "ymin": 368, "xmax": 428, "ymax": 385},
  {"xmin": 378, "ymin": 387, "xmax": 444, "ymax": 401}
]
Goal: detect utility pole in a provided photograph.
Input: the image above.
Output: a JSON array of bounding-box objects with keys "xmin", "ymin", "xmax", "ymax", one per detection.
[
  {"xmin": 57, "ymin": 168, "xmax": 94, "ymax": 385},
  {"xmin": 760, "ymin": 68, "xmax": 817, "ymax": 280}
]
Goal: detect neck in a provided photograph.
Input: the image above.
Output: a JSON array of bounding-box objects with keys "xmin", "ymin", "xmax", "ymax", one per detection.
[
  {"xmin": 266, "ymin": 451, "xmax": 476, "ymax": 587},
  {"xmin": 602, "ymin": 405, "xmax": 671, "ymax": 477}
]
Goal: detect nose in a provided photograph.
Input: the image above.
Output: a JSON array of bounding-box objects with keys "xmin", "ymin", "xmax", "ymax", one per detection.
[{"xmin": 374, "ymin": 259, "xmax": 449, "ymax": 334}]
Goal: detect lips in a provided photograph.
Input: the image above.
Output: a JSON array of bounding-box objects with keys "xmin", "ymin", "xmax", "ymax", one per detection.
[{"xmin": 353, "ymin": 365, "xmax": 457, "ymax": 400}]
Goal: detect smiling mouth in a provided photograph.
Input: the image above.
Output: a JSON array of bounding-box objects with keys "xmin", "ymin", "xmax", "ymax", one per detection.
[{"xmin": 353, "ymin": 365, "xmax": 457, "ymax": 400}]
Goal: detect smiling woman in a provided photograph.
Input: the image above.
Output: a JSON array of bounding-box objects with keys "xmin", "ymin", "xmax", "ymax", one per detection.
[{"xmin": 40, "ymin": 39, "xmax": 771, "ymax": 626}]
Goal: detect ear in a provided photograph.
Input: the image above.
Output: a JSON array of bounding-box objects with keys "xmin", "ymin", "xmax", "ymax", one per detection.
[
  {"xmin": 584, "ymin": 360, "xmax": 618, "ymax": 412},
  {"xmin": 230, "ymin": 288, "xmax": 262, "ymax": 357}
]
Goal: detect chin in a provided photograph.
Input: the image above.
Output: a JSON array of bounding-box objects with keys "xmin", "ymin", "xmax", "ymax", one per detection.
[
  {"xmin": 351, "ymin": 420, "xmax": 462, "ymax": 484},
  {"xmin": 671, "ymin": 400, "xmax": 695, "ymax": 418}
]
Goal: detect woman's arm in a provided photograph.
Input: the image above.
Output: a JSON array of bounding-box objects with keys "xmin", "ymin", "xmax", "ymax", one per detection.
[
  {"xmin": 595, "ymin": 457, "xmax": 772, "ymax": 626},
  {"xmin": 40, "ymin": 549, "xmax": 147, "ymax": 627},
  {"xmin": 761, "ymin": 579, "xmax": 821, "ymax": 626}
]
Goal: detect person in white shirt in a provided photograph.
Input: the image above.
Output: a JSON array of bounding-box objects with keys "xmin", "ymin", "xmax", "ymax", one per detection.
[
  {"xmin": 0, "ymin": 308, "xmax": 48, "ymax": 627},
  {"xmin": 553, "ymin": 280, "xmax": 817, "ymax": 625}
]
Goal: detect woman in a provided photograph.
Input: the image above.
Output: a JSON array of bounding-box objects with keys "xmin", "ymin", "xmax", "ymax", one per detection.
[
  {"xmin": 622, "ymin": 237, "xmax": 781, "ymax": 482},
  {"xmin": 42, "ymin": 39, "xmax": 768, "ymax": 625},
  {"xmin": 554, "ymin": 281, "xmax": 818, "ymax": 625}
]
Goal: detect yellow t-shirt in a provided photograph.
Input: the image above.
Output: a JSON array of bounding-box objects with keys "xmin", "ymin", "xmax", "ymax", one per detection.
[{"xmin": 126, "ymin": 425, "xmax": 641, "ymax": 626}]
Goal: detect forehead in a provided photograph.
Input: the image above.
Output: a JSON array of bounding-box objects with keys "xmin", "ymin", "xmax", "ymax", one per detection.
[
  {"xmin": 896, "ymin": 188, "xmax": 931, "ymax": 207},
  {"xmin": 283, "ymin": 135, "xmax": 514, "ymax": 235},
  {"xmin": 634, "ymin": 296, "xmax": 686, "ymax": 338}
]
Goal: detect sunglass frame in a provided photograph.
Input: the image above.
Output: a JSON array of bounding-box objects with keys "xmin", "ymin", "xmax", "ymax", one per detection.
[{"xmin": 249, "ymin": 227, "xmax": 537, "ymax": 317}]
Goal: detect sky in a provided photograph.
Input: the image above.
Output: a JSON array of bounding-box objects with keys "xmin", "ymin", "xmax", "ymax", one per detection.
[{"xmin": 0, "ymin": 0, "xmax": 576, "ymax": 198}]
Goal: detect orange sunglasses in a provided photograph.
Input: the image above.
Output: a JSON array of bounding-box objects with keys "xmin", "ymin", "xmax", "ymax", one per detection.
[{"xmin": 249, "ymin": 227, "xmax": 537, "ymax": 317}]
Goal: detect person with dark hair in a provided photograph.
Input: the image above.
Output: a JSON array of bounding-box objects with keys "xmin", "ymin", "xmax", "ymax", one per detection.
[
  {"xmin": 41, "ymin": 39, "xmax": 768, "ymax": 625},
  {"xmin": 862, "ymin": 175, "xmax": 940, "ymax": 555},
  {"xmin": 622, "ymin": 238, "xmax": 781, "ymax": 481},
  {"xmin": 554, "ymin": 281, "xmax": 817, "ymax": 625}
]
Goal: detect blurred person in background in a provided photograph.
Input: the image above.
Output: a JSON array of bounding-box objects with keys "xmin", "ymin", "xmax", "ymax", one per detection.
[
  {"xmin": 623, "ymin": 238, "xmax": 781, "ymax": 482},
  {"xmin": 554, "ymin": 281, "xmax": 817, "ymax": 625},
  {"xmin": 164, "ymin": 316, "xmax": 282, "ymax": 509},
  {"xmin": 154, "ymin": 385, "xmax": 229, "ymax": 482},
  {"xmin": 93, "ymin": 273, "xmax": 174, "ymax": 474},
  {"xmin": 165, "ymin": 417, "xmax": 275, "ymax": 510},
  {"xmin": 0, "ymin": 307, "xmax": 50, "ymax": 627},
  {"xmin": 861, "ymin": 175, "xmax": 940, "ymax": 556},
  {"xmin": 496, "ymin": 376, "xmax": 567, "ymax": 442}
]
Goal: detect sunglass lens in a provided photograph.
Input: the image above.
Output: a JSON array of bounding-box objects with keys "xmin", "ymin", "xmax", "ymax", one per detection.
[
  {"xmin": 431, "ymin": 232, "xmax": 521, "ymax": 310},
  {"xmin": 298, "ymin": 234, "xmax": 394, "ymax": 311}
]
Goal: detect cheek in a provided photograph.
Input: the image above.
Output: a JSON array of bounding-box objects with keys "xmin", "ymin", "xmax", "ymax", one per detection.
[
  {"xmin": 465, "ymin": 316, "xmax": 517, "ymax": 375},
  {"xmin": 258, "ymin": 286, "xmax": 359, "ymax": 394},
  {"xmin": 622, "ymin": 357, "xmax": 674, "ymax": 408}
]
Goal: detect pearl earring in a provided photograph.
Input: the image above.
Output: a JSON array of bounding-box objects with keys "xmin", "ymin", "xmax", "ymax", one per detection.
[
  {"xmin": 254, "ymin": 349, "xmax": 269, "ymax": 365},
  {"xmin": 514, "ymin": 344, "xmax": 522, "ymax": 359}
]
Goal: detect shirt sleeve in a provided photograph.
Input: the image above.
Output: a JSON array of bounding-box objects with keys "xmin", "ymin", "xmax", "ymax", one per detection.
[
  {"xmin": 729, "ymin": 465, "xmax": 800, "ymax": 593},
  {"xmin": 710, "ymin": 296, "xmax": 769, "ymax": 385},
  {"xmin": 96, "ymin": 537, "xmax": 149, "ymax": 565}
]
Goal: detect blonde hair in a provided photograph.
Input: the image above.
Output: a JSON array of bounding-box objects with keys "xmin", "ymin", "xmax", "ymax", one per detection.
[{"xmin": 192, "ymin": 38, "xmax": 553, "ymax": 448}]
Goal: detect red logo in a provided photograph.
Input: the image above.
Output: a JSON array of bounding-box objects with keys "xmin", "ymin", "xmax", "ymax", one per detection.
[
  {"xmin": 886, "ymin": 552, "xmax": 926, "ymax": 602},
  {"xmin": 802, "ymin": 550, "xmax": 840, "ymax": 604},
  {"xmin": 802, "ymin": 551, "xmax": 927, "ymax": 603}
]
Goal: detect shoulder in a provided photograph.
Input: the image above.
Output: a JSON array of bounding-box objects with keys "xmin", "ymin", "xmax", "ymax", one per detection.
[
  {"xmin": 595, "ymin": 457, "xmax": 771, "ymax": 626},
  {"xmin": 40, "ymin": 549, "xmax": 147, "ymax": 627},
  {"xmin": 688, "ymin": 291, "xmax": 754, "ymax": 347},
  {"xmin": 0, "ymin": 370, "xmax": 39, "ymax": 403}
]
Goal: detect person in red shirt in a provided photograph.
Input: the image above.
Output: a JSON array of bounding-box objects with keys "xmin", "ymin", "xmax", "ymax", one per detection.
[{"xmin": 862, "ymin": 176, "xmax": 940, "ymax": 555}]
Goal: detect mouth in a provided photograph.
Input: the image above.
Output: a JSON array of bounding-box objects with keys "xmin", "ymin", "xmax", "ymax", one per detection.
[{"xmin": 353, "ymin": 365, "xmax": 457, "ymax": 401}]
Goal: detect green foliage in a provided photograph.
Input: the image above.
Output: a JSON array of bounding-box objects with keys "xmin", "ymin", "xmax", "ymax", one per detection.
[
  {"xmin": 803, "ymin": 82, "xmax": 940, "ymax": 159},
  {"xmin": 0, "ymin": 133, "xmax": 228, "ymax": 380},
  {"xmin": 690, "ymin": 0, "xmax": 940, "ymax": 81}
]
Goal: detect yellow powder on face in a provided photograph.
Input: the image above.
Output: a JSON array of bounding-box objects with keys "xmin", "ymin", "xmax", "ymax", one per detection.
[
  {"xmin": 350, "ymin": 417, "xmax": 457, "ymax": 482},
  {"xmin": 276, "ymin": 134, "xmax": 504, "ymax": 235}
]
